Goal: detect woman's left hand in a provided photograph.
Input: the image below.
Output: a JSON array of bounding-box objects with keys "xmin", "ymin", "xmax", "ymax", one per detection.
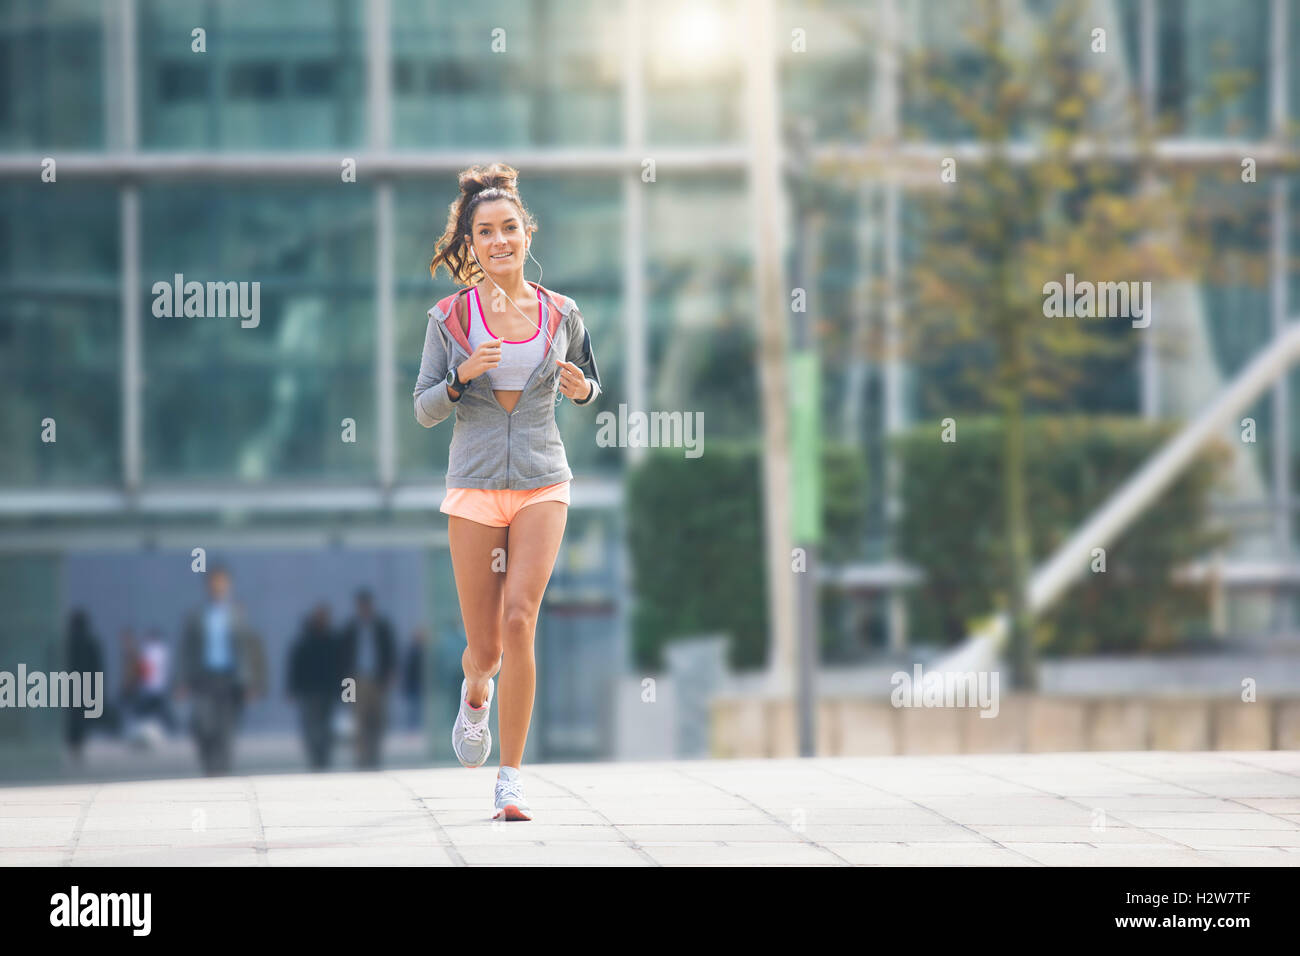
[{"xmin": 556, "ymin": 360, "xmax": 591, "ymax": 401}]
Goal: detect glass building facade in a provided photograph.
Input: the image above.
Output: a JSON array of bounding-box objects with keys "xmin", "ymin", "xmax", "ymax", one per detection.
[{"xmin": 1, "ymin": 0, "xmax": 1297, "ymax": 772}]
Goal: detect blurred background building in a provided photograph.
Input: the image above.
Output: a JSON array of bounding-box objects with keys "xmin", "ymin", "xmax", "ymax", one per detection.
[{"xmin": 2, "ymin": 0, "xmax": 1299, "ymax": 779}]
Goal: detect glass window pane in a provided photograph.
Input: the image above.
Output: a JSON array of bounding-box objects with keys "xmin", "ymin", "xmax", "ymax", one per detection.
[
  {"xmin": 138, "ymin": 0, "xmax": 366, "ymax": 150},
  {"xmin": 1156, "ymin": 0, "xmax": 1268, "ymax": 138},
  {"xmin": 0, "ymin": 183, "xmax": 119, "ymax": 485},
  {"xmin": 645, "ymin": 173, "xmax": 756, "ymax": 441},
  {"xmin": 395, "ymin": 183, "xmax": 454, "ymax": 479},
  {"xmin": 0, "ymin": 0, "xmax": 105, "ymax": 150},
  {"xmin": 779, "ymin": 0, "xmax": 874, "ymax": 144},
  {"xmin": 645, "ymin": 0, "xmax": 745, "ymax": 146},
  {"xmin": 141, "ymin": 184, "xmax": 375, "ymax": 480},
  {"xmin": 899, "ymin": 0, "xmax": 1146, "ymax": 143},
  {"xmin": 391, "ymin": 0, "xmax": 624, "ymax": 149},
  {"xmin": 899, "ymin": 0, "xmax": 990, "ymax": 140}
]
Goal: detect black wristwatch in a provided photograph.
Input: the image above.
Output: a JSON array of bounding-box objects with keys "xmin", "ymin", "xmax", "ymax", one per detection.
[{"xmin": 445, "ymin": 365, "xmax": 469, "ymax": 397}]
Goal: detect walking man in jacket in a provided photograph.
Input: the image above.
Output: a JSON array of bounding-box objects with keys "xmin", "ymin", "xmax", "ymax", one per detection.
[
  {"xmin": 178, "ymin": 565, "xmax": 266, "ymax": 776},
  {"xmin": 339, "ymin": 589, "xmax": 396, "ymax": 769}
]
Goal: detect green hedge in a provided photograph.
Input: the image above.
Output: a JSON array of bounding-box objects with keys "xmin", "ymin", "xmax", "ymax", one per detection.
[
  {"xmin": 893, "ymin": 416, "xmax": 1231, "ymax": 655},
  {"xmin": 626, "ymin": 440, "xmax": 868, "ymax": 671}
]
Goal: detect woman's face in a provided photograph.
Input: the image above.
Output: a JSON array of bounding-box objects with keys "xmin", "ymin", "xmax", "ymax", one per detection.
[{"xmin": 467, "ymin": 199, "xmax": 528, "ymax": 281}]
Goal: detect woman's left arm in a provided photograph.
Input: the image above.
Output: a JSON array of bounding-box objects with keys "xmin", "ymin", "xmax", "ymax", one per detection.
[{"xmin": 562, "ymin": 302, "xmax": 602, "ymax": 405}]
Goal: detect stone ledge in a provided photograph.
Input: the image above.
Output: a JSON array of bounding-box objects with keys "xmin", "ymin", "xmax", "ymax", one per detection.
[{"xmin": 711, "ymin": 695, "xmax": 1299, "ymax": 757}]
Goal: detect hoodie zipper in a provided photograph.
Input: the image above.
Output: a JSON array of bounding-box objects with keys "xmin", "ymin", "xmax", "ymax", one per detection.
[
  {"xmin": 504, "ymin": 303, "xmax": 561, "ymax": 483},
  {"xmin": 512, "ymin": 331, "xmax": 558, "ymax": 415}
]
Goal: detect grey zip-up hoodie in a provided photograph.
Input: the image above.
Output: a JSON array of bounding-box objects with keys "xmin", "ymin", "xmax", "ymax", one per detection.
[{"xmin": 413, "ymin": 282, "xmax": 604, "ymax": 489}]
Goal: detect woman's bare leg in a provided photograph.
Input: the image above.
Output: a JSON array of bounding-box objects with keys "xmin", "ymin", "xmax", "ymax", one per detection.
[
  {"xmin": 447, "ymin": 515, "xmax": 509, "ymax": 707},
  {"xmin": 498, "ymin": 500, "xmax": 567, "ymax": 769}
]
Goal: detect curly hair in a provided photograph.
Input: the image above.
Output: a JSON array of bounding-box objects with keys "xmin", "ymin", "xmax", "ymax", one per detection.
[{"xmin": 429, "ymin": 162, "xmax": 538, "ymax": 285}]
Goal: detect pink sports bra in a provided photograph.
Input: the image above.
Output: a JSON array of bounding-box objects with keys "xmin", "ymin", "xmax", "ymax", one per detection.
[{"xmin": 465, "ymin": 285, "xmax": 549, "ymax": 390}]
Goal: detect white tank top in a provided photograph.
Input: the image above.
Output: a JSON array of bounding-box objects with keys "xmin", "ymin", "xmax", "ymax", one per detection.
[{"xmin": 465, "ymin": 285, "xmax": 549, "ymax": 390}]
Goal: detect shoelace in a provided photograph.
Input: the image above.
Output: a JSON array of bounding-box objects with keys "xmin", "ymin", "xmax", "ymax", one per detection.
[
  {"xmin": 459, "ymin": 701, "xmax": 487, "ymax": 742},
  {"xmin": 496, "ymin": 775, "xmax": 523, "ymax": 802}
]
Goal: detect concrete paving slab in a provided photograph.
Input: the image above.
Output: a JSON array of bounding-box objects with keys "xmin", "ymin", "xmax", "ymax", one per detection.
[
  {"xmin": 2, "ymin": 751, "xmax": 1297, "ymax": 866},
  {"xmin": 825, "ymin": 841, "xmax": 1037, "ymax": 865},
  {"xmin": 1000, "ymin": 842, "xmax": 1216, "ymax": 866}
]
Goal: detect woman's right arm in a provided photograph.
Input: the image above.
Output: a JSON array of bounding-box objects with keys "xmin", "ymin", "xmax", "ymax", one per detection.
[{"xmin": 413, "ymin": 313, "xmax": 461, "ymax": 428}]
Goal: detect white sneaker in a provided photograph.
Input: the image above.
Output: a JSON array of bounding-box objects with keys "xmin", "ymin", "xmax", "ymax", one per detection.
[
  {"xmin": 451, "ymin": 677, "xmax": 493, "ymax": 768},
  {"xmin": 493, "ymin": 765, "xmax": 531, "ymax": 821}
]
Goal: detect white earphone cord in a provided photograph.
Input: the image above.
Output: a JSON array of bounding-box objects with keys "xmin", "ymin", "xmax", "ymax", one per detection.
[
  {"xmin": 471, "ymin": 245, "xmax": 559, "ymax": 356},
  {"xmin": 471, "ymin": 246, "xmax": 584, "ymax": 400}
]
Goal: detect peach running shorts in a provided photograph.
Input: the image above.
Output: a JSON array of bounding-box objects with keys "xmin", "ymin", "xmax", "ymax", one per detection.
[{"xmin": 439, "ymin": 480, "xmax": 571, "ymax": 527}]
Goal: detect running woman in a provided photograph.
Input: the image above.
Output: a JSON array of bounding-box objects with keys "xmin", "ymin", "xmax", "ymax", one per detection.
[{"xmin": 414, "ymin": 163, "xmax": 604, "ymax": 821}]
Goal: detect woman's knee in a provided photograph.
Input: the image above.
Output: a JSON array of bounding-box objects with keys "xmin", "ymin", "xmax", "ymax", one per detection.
[{"xmin": 501, "ymin": 604, "xmax": 537, "ymax": 641}]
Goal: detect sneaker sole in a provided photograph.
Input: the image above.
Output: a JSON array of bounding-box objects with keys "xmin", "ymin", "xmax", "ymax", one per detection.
[
  {"xmin": 453, "ymin": 729, "xmax": 491, "ymax": 768},
  {"xmin": 492, "ymin": 804, "xmax": 531, "ymax": 821}
]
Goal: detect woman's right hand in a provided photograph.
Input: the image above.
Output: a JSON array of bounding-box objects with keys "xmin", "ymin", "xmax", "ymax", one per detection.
[{"xmin": 460, "ymin": 338, "xmax": 502, "ymax": 381}]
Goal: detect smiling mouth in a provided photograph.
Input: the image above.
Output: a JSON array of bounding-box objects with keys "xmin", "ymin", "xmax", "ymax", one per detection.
[{"xmin": 490, "ymin": 252, "xmax": 512, "ymax": 259}]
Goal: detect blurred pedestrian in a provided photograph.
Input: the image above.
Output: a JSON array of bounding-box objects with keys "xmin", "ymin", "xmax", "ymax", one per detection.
[
  {"xmin": 134, "ymin": 627, "xmax": 176, "ymax": 737},
  {"xmin": 63, "ymin": 609, "xmax": 103, "ymax": 764},
  {"xmin": 338, "ymin": 588, "xmax": 395, "ymax": 768},
  {"xmin": 287, "ymin": 603, "xmax": 341, "ymax": 770},
  {"xmin": 117, "ymin": 626, "xmax": 142, "ymax": 736},
  {"xmin": 178, "ymin": 564, "xmax": 266, "ymax": 776},
  {"xmin": 401, "ymin": 627, "xmax": 427, "ymax": 731}
]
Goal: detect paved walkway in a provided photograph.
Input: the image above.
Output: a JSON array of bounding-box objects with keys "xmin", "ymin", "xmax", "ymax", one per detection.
[{"xmin": 3, "ymin": 751, "xmax": 1299, "ymax": 866}]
